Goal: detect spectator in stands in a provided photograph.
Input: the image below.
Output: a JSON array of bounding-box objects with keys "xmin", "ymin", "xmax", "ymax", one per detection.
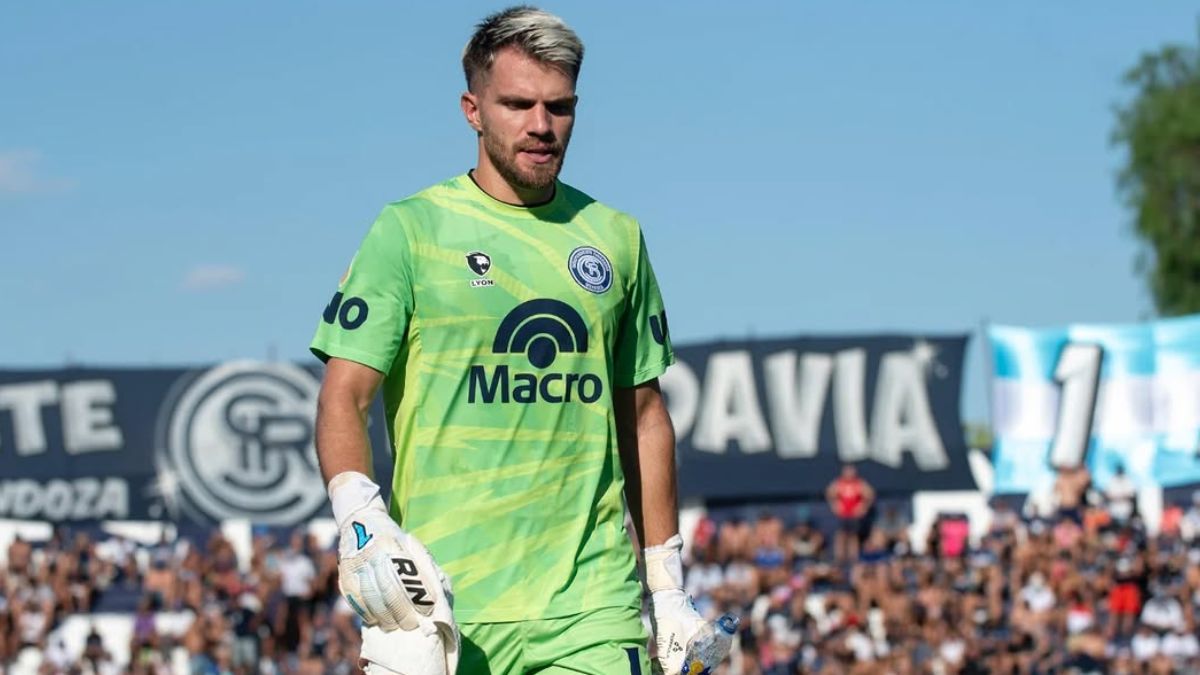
[
  {"xmin": 8, "ymin": 535, "xmax": 31, "ymax": 575},
  {"xmin": 1131, "ymin": 622, "xmax": 1161, "ymax": 664},
  {"xmin": 751, "ymin": 512, "xmax": 790, "ymax": 589},
  {"xmin": 143, "ymin": 555, "xmax": 176, "ymax": 611},
  {"xmin": 987, "ymin": 497, "xmax": 1020, "ymax": 537},
  {"xmin": 1162, "ymin": 624, "xmax": 1200, "ymax": 666},
  {"xmin": 277, "ymin": 531, "xmax": 316, "ymax": 654},
  {"xmin": 129, "ymin": 595, "xmax": 157, "ymax": 662},
  {"xmin": 684, "ymin": 545, "xmax": 723, "ymax": 619},
  {"xmin": 1064, "ymin": 589, "xmax": 1096, "ymax": 635},
  {"xmin": 789, "ymin": 519, "xmax": 824, "ymax": 565},
  {"xmin": 1053, "ymin": 463, "xmax": 1091, "ymax": 523},
  {"xmin": 1109, "ymin": 556, "xmax": 1144, "ymax": 640},
  {"xmin": 207, "ymin": 536, "xmax": 241, "ymax": 601},
  {"xmin": 1180, "ymin": 491, "xmax": 1200, "ymax": 543},
  {"xmin": 184, "ymin": 601, "xmax": 229, "ymax": 674},
  {"xmin": 1105, "ymin": 463, "xmax": 1137, "ymax": 524},
  {"xmin": 230, "ymin": 591, "xmax": 261, "ymax": 673},
  {"xmin": 717, "ymin": 515, "xmax": 751, "ymax": 564},
  {"xmin": 16, "ymin": 596, "xmax": 48, "ymax": 651},
  {"xmin": 0, "ymin": 591, "xmax": 11, "ymax": 665},
  {"xmin": 80, "ymin": 625, "xmax": 117, "ymax": 675},
  {"xmin": 875, "ymin": 504, "xmax": 909, "ymax": 553},
  {"xmin": 826, "ymin": 464, "xmax": 874, "ymax": 563},
  {"xmin": 1140, "ymin": 583, "xmax": 1186, "ymax": 635}
]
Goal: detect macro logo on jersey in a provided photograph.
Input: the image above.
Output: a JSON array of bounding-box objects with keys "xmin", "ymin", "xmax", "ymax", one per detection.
[
  {"xmin": 468, "ymin": 299, "xmax": 603, "ymax": 404},
  {"xmin": 156, "ymin": 361, "xmax": 326, "ymax": 524},
  {"xmin": 568, "ymin": 246, "xmax": 613, "ymax": 294}
]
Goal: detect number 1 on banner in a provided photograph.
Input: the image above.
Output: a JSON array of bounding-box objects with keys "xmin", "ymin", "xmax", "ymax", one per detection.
[{"xmin": 1049, "ymin": 343, "xmax": 1103, "ymax": 468}]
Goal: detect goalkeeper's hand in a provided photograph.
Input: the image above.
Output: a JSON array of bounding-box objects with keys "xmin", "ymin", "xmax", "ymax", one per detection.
[
  {"xmin": 329, "ymin": 472, "xmax": 459, "ymax": 674},
  {"xmin": 645, "ymin": 534, "xmax": 735, "ymax": 675}
]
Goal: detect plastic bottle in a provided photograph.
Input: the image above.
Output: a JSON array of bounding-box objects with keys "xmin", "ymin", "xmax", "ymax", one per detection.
[{"xmin": 679, "ymin": 613, "xmax": 739, "ymax": 675}]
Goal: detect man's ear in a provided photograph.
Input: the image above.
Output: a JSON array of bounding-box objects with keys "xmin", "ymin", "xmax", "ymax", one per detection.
[{"xmin": 461, "ymin": 91, "xmax": 482, "ymax": 134}]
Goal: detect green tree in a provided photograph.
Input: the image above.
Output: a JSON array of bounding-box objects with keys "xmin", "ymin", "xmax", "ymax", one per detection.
[{"xmin": 1113, "ymin": 36, "xmax": 1200, "ymax": 316}]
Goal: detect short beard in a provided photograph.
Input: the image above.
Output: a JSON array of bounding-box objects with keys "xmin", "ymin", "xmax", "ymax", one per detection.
[{"xmin": 482, "ymin": 129, "xmax": 566, "ymax": 194}]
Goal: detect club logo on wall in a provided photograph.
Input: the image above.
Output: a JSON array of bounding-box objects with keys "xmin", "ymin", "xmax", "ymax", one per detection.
[{"xmin": 155, "ymin": 361, "xmax": 325, "ymax": 524}]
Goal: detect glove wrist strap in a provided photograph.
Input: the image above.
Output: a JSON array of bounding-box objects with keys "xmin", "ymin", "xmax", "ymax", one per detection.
[
  {"xmin": 643, "ymin": 533, "xmax": 685, "ymax": 594},
  {"xmin": 328, "ymin": 471, "xmax": 382, "ymax": 529}
]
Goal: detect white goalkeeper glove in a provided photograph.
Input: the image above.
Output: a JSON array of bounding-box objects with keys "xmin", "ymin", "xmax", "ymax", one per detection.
[
  {"xmin": 329, "ymin": 471, "xmax": 459, "ymax": 675},
  {"xmin": 645, "ymin": 534, "xmax": 737, "ymax": 675}
]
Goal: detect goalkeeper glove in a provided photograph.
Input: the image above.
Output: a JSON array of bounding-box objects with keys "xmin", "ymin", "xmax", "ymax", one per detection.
[
  {"xmin": 329, "ymin": 471, "xmax": 459, "ymax": 675},
  {"xmin": 645, "ymin": 534, "xmax": 738, "ymax": 675}
]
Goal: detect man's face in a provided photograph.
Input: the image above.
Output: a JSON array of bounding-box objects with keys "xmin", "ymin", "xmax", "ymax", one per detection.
[{"xmin": 464, "ymin": 47, "xmax": 577, "ymax": 192}]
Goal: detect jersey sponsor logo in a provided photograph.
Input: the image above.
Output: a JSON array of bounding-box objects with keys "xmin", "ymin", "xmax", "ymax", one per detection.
[
  {"xmin": 568, "ymin": 246, "xmax": 613, "ymax": 294},
  {"xmin": 468, "ymin": 299, "xmax": 603, "ymax": 404},
  {"xmin": 650, "ymin": 311, "xmax": 669, "ymax": 346},
  {"xmin": 156, "ymin": 362, "xmax": 325, "ymax": 524},
  {"xmin": 493, "ymin": 298, "xmax": 588, "ymax": 368},
  {"xmin": 323, "ymin": 292, "xmax": 369, "ymax": 330}
]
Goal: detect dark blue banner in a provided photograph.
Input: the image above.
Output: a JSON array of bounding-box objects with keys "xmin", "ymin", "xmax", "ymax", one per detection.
[
  {"xmin": 662, "ymin": 335, "xmax": 974, "ymax": 499},
  {"xmin": 0, "ymin": 334, "xmax": 972, "ymax": 523},
  {"xmin": 0, "ymin": 362, "xmax": 393, "ymax": 524}
]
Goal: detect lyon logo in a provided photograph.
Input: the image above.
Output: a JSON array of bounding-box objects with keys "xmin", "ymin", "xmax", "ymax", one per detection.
[
  {"xmin": 466, "ymin": 251, "xmax": 492, "ymax": 277},
  {"xmin": 157, "ymin": 361, "xmax": 325, "ymax": 524}
]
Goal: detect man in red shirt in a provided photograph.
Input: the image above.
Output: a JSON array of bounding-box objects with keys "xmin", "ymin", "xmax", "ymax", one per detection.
[{"xmin": 826, "ymin": 464, "xmax": 875, "ymax": 563}]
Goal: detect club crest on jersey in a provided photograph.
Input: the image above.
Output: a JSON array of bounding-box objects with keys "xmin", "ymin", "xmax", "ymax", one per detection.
[
  {"xmin": 466, "ymin": 251, "xmax": 495, "ymax": 287},
  {"xmin": 568, "ymin": 246, "xmax": 613, "ymax": 294}
]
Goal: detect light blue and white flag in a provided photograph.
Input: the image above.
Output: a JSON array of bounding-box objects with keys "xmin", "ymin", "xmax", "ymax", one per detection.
[{"xmin": 990, "ymin": 315, "xmax": 1200, "ymax": 494}]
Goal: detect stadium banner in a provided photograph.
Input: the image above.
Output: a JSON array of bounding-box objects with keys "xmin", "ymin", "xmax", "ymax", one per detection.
[
  {"xmin": 0, "ymin": 362, "xmax": 393, "ymax": 524},
  {"xmin": 989, "ymin": 315, "xmax": 1200, "ymax": 495},
  {"xmin": 662, "ymin": 334, "xmax": 974, "ymax": 499},
  {"xmin": 0, "ymin": 333, "xmax": 972, "ymax": 523}
]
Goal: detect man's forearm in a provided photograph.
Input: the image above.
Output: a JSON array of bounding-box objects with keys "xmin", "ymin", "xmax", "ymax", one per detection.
[
  {"xmin": 618, "ymin": 382, "xmax": 680, "ymax": 549},
  {"xmin": 315, "ymin": 392, "xmax": 375, "ymax": 486},
  {"xmin": 636, "ymin": 412, "xmax": 679, "ymax": 548}
]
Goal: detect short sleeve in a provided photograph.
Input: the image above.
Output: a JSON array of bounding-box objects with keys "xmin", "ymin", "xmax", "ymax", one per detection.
[
  {"xmin": 613, "ymin": 229, "xmax": 674, "ymax": 387},
  {"xmin": 310, "ymin": 207, "xmax": 414, "ymax": 373}
]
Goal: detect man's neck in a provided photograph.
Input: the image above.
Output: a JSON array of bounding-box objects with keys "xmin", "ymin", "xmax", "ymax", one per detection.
[{"xmin": 470, "ymin": 164, "xmax": 554, "ymax": 206}]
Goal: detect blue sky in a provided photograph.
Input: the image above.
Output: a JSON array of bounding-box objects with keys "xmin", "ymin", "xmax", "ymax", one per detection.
[{"xmin": 2, "ymin": 2, "xmax": 1196, "ymax": 421}]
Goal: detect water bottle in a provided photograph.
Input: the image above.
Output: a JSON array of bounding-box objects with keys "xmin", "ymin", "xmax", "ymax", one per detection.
[{"xmin": 679, "ymin": 613, "xmax": 739, "ymax": 675}]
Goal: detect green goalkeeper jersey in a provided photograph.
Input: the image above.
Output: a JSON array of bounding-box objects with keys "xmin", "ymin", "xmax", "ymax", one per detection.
[{"xmin": 310, "ymin": 173, "xmax": 674, "ymax": 623}]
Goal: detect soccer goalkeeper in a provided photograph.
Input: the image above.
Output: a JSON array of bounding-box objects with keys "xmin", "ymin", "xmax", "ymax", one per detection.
[{"xmin": 310, "ymin": 6, "xmax": 731, "ymax": 674}]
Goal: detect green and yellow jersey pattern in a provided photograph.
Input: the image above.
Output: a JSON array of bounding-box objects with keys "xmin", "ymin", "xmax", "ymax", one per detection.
[{"xmin": 311, "ymin": 173, "xmax": 673, "ymax": 623}]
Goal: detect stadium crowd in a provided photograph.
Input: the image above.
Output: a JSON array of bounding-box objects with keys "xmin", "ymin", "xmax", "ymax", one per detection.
[
  {"xmin": 688, "ymin": 467, "xmax": 1200, "ymax": 674},
  {"xmin": 1, "ymin": 528, "xmax": 358, "ymax": 674},
  {"xmin": 4, "ymin": 466, "xmax": 1200, "ymax": 674}
]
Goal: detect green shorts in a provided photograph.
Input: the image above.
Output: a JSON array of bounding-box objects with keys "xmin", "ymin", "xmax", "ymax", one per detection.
[{"xmin": 458, "ymin": 605, "xmax": 650, "ymax": 675}]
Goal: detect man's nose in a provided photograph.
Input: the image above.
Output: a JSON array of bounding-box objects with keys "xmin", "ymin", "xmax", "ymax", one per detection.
[{"xmin": 527, "ymin": 104, "xmax": 552, "ymax": 136}]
